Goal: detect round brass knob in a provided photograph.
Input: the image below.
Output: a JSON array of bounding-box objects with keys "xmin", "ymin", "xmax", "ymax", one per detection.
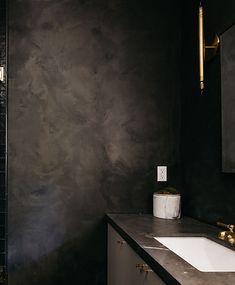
[
  {"xmin": 228, "ymin": 235, "xmax": 235, "ymax": 246},
  {"xmin": 218, "ymin": 231, "xmax": 226, "ymax": 240}
]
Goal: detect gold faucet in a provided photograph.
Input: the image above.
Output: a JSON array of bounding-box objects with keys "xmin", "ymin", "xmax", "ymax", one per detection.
[{"xmin": 217, "ymin": 221, "xmax": 235, "ymax": 246}]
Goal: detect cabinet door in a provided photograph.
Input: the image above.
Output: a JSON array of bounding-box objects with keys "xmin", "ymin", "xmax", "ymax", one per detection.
[
  {"xmin": 108, "ymin": 224, "xmax": 166, "ymax": 285},
  {"xmin": 108, "ymin": 224, "xmax": 142, "ymax": 285}
]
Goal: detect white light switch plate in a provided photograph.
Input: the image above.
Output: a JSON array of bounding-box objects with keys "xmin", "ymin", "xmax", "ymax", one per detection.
[{"xmin": 157, "ymin": 166, "xmax": 167, "ymax": 182}]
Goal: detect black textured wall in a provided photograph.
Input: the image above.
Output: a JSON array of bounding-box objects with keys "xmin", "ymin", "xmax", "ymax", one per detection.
[
  {"xmin": 8, "ymin": 0, "xmax": 181, "ymax": 284},
  {"xmin": 221, "ymin": 24, "xmax": 235, "ymax": 172},
  {"xmin": 181, "ymin": 0, "xmax": 235, "ymax": 224}
]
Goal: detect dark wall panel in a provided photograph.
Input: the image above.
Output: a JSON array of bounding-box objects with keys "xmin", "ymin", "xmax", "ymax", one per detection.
[
  {"xmin": 221, "ymin": 24, "xmax": 235, "ymax": 172},
  {"xmin": 0, "ymin": 0, "xmax": 7, "ymax": 282},
  {"xmin": 181, "ymin": 0, "xmax": 235, "ymax": 224},
  {"xmin": 8, "ymin": 0, "xmax": 181, "ymax": 284}
]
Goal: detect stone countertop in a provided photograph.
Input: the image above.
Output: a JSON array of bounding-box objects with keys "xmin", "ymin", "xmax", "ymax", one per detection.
[{"xmin": 106, "ymin": 214, "xmax": 235, "ymax": 285}]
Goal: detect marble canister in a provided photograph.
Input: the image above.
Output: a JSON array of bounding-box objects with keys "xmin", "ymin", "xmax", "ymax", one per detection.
[{"xmin": 153, "ymin": 193, "xmax": 181, "ymax": 219}]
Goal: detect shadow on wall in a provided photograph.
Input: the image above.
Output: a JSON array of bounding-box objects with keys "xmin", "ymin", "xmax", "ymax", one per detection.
[{"xmin": 9, "ymin": 219, "xmax": 107, "ymax": 285}]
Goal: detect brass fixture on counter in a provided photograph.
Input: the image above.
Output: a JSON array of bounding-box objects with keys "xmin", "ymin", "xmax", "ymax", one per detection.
[
  {"xmin": 198, "ymin": 3, "xmax": 220, "ymax": 94},
  {"xmin": 217, "ymin": 221, "xmax": 235, "ymax": 246}
]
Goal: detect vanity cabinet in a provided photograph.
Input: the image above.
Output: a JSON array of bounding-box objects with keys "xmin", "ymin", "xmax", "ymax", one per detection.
[{"xmin": 108, "ymin": 224, "xmax": 165, "ymax": 285}]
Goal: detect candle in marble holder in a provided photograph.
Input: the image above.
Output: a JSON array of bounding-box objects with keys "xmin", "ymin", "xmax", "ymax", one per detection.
[{"xmin": 153, "ymin": 193, "xmax": 181, "ymax": 219}]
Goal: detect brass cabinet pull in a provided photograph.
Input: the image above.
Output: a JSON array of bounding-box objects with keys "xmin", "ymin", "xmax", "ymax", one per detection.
[
  {"xmin": 141, "ymin": 264, "xmax": 153, "ymax": 273},
  {"xmin": 117, "ymin": 240, "xmax": 126, "ymax": 245},
  {"xmin": 136, "ymin": 263, "xmax": 153, "ymax": 273}
]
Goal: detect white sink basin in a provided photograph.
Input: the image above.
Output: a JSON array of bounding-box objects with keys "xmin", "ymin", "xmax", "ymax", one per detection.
[{"xmin": 154, "ymin": 236, "xmax": 235, "ymax": 272}]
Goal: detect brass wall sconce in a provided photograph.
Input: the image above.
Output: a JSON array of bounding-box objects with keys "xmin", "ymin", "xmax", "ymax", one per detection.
[{"xmin": 198, "ymin": 3, "xmax": 220, "ymax": 93}]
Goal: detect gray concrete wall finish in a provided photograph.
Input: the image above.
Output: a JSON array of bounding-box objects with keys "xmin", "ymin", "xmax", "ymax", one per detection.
[{"xmin": 8, "ymin": 1, "xmax": 181, "ymax": 284}]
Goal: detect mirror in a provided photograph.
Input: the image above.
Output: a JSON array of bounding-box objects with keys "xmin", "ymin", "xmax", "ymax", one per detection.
[{"xmin": 221, "ymin": 23, "xmax": 235, "ymax": 172}]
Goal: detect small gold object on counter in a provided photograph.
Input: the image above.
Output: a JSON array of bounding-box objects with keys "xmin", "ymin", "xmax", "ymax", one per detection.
[
  {"xmin": 217, "ymin": 221, "xmax": 235, "ymax": 246},
  {"xmin": 218, "ymin": 231, "xmax": 227, "ymax": 240}
]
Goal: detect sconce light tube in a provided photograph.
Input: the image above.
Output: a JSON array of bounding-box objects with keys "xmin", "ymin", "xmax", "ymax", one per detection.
[
  {"xmin": 199, "ymin": 4, "xmax": 204, "ymax": 93},
  {"xmin": 198, "ymin": 4, "xmax": 220, "ymax": 94}
]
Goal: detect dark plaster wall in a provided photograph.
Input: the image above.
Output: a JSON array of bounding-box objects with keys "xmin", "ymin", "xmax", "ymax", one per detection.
[
  {"xmin": 8, "ymin": 0, "xmax": 181, "ymax": 284},
  {"xmin": 221, "ymin": 24, "xmax": 235, "ymax": 172},
  {"xmin": 181, "ymin": 0, "xmax": 235, "ymax": 224}
]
